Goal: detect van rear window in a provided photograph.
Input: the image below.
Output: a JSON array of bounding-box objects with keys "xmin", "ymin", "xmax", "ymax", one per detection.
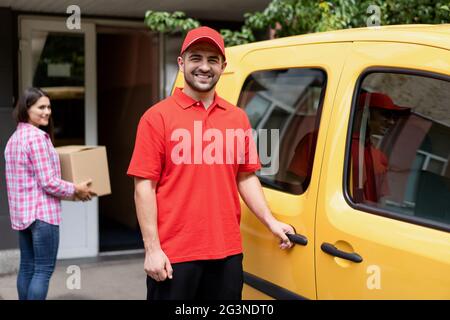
[{"xmin": 347, "ymin": 71, "xmax": 450, "ymax": 229}]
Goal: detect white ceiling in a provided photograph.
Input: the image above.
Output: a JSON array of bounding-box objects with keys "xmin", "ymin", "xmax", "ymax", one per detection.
[{"xmin": 0, "ymin": 0, "xmax": 271, "ymax": 21}]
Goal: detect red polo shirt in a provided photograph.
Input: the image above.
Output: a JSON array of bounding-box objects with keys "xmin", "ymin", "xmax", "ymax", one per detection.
[{"xmin": 127, "ymin": 88, "xmax": 261, "ymax": 263}]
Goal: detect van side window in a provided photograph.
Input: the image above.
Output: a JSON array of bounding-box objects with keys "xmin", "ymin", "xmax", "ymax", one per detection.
[
  {"xmin": 238, "ymin": 68, "xmax": 326, "ymax": 195},
  {"xmin": 348, "ymin": 71, "xmax": 450, "ymax": 227}
]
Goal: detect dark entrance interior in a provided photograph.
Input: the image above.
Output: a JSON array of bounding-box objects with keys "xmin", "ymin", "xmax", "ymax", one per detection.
[{"xmin": 97, "ymin": 26, "xmax": 159, "ymax": 252}]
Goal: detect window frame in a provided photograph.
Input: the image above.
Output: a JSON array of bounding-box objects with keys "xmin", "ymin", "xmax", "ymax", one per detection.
[
  {"xmin": 237, "ymin": 67, "xmax": 328, "ymax": 195},
  {"xmin": 343, "ymin": 67, "xmax": 450, "ymax": 233}
]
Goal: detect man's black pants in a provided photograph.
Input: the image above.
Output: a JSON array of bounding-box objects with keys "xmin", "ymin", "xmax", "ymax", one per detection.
[{"xmin": 146, "ymin": 253, "xmax": 243, "ymax": 300}]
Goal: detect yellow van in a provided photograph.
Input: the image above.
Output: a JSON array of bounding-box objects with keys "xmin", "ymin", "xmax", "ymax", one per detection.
[{"xmin": 174, "ymin": 24, "xmax": 450, "ymax": 299}]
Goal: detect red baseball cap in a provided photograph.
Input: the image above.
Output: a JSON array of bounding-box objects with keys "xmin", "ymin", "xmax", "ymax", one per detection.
[
  {"xmin": 180, "ymin": 26, "xmax": 226, "ymax": 59},
  {"xmin": 358, "ymin": 92, "xmax": 410, "ymax": 112}
]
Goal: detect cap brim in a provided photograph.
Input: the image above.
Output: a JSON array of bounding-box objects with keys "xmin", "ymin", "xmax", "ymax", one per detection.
[
  {"xmin": 390, "ymin": 104, "xmax": 411, "ymax": 112},
  {"xmin": 182, "ymin": 37, "xmax": 225, "ymax": 58}
]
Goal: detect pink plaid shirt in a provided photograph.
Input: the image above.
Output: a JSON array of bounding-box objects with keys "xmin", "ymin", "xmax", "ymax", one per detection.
[{"xmin": 4, "ymin": 122, "xmax": 75, "ymax": 230}]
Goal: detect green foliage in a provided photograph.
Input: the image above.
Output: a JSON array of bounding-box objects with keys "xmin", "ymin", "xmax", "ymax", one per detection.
[
  {"xmin": 144, "ymin": 11, "xmax": 200, "ymax": 33},
  {"xmin": 244, "ymin": 0, "xmax": 450, "ymax": 37},
  {"xmin": 144, "ymin": 0, "xmax": 450, "ymax": 46},
  {"xmin": 219, "ymin": 26, "xmax": 255, "ymax": 46},
  {"xmin": 373, "ymin": 0, "xmax": 450, "ymax": 25}
]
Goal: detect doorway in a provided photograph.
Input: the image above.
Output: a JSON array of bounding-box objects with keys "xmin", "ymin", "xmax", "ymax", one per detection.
[
  {"xmin": 20, "ymin": 17, "xmax": 98, "ymax": 259},
  {"xmin": 96, "ymin": 26, "xmax": 160, "ymax": 252}
]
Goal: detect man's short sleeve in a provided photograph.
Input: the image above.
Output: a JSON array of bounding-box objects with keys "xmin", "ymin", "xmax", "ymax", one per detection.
[
  {"xmin": 238, "ymin": 112, "xmax": 261, "ymax": 173},
  {"xmin": 127, "ymin": 110, "xmax": 165, "ymax": 181}
]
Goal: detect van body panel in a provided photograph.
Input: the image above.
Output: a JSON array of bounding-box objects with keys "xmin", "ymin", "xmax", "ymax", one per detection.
[{"xmin": 316, "ymin": 41, "xmax": 450, "ymax": 299}]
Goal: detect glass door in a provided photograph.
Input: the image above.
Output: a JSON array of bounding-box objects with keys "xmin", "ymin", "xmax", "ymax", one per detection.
[{"xmin": 20, "ymin": 17, "xmax": 98, "ymax": 258}]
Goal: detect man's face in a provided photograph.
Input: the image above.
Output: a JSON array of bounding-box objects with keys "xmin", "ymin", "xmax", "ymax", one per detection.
[
  {"xmin": 369, "ymin": 108, "xmax": 398, "ymax": 136},
  {"xmin": 178, "ymin": 42, "xmax": 226, "ymax": 93}
]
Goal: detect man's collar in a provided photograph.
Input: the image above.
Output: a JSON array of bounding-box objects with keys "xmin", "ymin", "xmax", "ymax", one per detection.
[{"xmin": 173, "ymin": 87, "xmax": 227, "ymax": 110}]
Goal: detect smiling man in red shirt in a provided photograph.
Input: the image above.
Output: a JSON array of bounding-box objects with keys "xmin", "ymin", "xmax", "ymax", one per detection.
[{"xmin": 127, "ymin": 26, "xmax": 294, "ymax": 300}]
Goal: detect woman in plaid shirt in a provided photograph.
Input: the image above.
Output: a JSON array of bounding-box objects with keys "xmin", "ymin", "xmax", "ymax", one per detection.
[{"xmin": 4, "ymin": 87, "xmax": 95, "ymax": 300}]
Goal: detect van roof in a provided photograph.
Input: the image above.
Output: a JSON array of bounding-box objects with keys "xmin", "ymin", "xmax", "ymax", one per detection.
[{"xmin": 225, "ymin": 24, "xmax": 450, "ymax": 55}]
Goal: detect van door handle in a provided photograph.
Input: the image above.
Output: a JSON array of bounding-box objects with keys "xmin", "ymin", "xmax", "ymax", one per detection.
[
  {"xmin": 286, "ymin": 233, "xmax": 308, "ymax": 246},
  {"xmin": 321, "ymin": 243, "xmax": 363, "ymax": 263}
]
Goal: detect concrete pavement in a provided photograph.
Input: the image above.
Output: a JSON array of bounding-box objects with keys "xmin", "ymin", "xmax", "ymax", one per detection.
[{"xmin": 0, "ymin": 253, "xmax": 147, "ymax": 300}]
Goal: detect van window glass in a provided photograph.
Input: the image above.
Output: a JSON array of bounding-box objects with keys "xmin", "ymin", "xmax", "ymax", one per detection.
[
  {"xmin": 348, "ymin": 72, "xmax": 450, "ymax": 226},
  {"xmin": 238, "ymin": 68, "xmax": 326, "ymax": 194}
]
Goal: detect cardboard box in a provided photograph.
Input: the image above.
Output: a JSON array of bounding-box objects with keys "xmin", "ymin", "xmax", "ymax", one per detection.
[{"xmin": 56, "ymin": 145, "xmax": 111, "ymax": 197}]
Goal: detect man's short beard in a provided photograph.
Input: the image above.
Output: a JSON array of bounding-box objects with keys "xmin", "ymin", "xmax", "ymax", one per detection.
[{"xmin": 184, "ymin": 75, "xmax": 219, "ymax": 93}]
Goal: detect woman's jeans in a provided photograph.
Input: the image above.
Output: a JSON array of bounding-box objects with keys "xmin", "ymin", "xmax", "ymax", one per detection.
[{"xmin": 17, "ymin": 220, "xmax": 59, "ymax": 300}]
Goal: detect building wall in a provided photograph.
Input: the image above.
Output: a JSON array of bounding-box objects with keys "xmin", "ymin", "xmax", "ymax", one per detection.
[
  {"xmin": 0, "ymin": 7, "xmax": 20, "ymax": 275},
  {"xmin": 0, "ymin": 7, "xmax": 18, "ymax": 250}
]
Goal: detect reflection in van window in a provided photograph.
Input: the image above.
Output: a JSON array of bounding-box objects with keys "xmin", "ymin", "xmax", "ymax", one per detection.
[
  {"xmin": 238, "ymin": 68, "xmax": 326, "ymax": 195},
  {"xmin": 349, "ymin": 72, "xmax": 450, "ymax": 226}
]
